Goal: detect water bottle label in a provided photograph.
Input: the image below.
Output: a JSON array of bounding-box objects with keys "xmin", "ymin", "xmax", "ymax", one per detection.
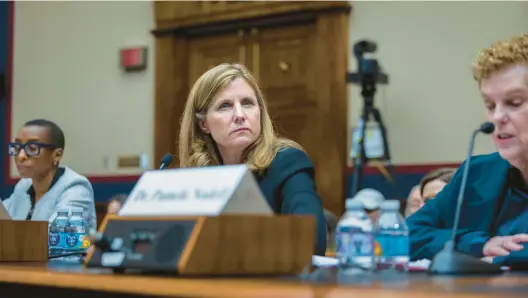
[
  {"xmin": 375, "ymin": 234, "xmax": 409, "ymax": 257},
  {"xmin": 49, "ymin": 217, "xmax": 68, "ymax": 249},
  {"xmin": 48, "ymin": 232, "xmax": 62, "ymax": 248},
  {"xmin": 336, "ymin": 226, "xmax": 373, "ymax": 257},
  {"xmin": 64, "ymin": 233, "xmax": 90, "ymax": 249},
  {"xmin": 49, "ymin": 232, "xmax": 74, "ymax": 249}
]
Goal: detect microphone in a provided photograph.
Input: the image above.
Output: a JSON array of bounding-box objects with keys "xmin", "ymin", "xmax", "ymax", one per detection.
[
  {"xmin": 479, "ymin": 122, "xmax": 495, "ymax": 134},
  {"xmin": 159, "ymin": 153, "xmax": 173, "ymax": 170},
  {"xmin": 429, "ymin": 121, "xmax": 503, "ymax": 275}
]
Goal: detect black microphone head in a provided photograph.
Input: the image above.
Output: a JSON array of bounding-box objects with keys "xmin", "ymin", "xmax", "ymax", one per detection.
[
  {"xmin": 353, "ymin": 40, "xmax": 377, "ymax": 57},
  {"xmin": 161, "ymin": 153, "xmax": 173, "ymax": 166},
  {"xmin": 355, "ymin": 40, "xmax": 377, "ymax": 53},
  {"xmin": 480, "ymin": 122, "xmax": 495, "ymax": 134}
]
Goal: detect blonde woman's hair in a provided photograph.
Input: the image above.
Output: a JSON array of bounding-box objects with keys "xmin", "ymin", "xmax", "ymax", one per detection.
[
  {"xmin": 178, "ymin": 63, "xmax": 303, "ymax": 173},
  {"xmin": 472, "ymin": 34, "xmax": 528, "ymax": 82}
]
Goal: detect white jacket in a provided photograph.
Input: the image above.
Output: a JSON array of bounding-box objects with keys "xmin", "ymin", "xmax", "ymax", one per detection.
[{"xmin": 2, "ymin": 166, "xmax": 96, "ymax": 231}]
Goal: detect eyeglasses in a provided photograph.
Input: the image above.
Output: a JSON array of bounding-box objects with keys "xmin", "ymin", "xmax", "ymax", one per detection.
[{"xmin": 8, "ymin": 142, "xmax": 58, "ymax": 157}]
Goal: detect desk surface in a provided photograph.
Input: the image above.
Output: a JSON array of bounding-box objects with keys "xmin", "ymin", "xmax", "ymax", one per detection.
[{"xmin": 0, "ymin": 262, "xmax": 526, "ymax": 298}]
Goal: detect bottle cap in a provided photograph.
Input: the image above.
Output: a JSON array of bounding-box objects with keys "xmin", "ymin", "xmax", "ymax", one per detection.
[
  {"xmin": 349, "ymin": 188, "xmax": 385, "ymax": 211},
  {"xmin": 345, "ymin": 198, "xmax": 364, "ymax": 210},
  {"xmin": 380, "ymin": 200, "xmax": 400, "ymax": 211}
]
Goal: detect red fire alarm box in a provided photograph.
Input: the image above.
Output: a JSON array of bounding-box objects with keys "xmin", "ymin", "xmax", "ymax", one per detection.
[{"xmin": 120, "ymin": 47, "xmax": 148, "ymax": 72}]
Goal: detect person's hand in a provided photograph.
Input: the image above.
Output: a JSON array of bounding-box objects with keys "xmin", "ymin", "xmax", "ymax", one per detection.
[{"xmin": 483, "ymin": 234, "xmax": 528, "ymax": 257}]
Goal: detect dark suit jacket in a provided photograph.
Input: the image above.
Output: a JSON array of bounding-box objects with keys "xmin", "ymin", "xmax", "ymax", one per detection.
[
  {"xmin": 257, "ymin": 147, "xmax": 327, "ymax": 256},
  {"xmin": 407, "ymin": 152, "xmax": 512, "ymax": 261}
]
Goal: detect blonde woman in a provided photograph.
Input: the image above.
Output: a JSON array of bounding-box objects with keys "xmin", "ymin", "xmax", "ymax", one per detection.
[{"xmin": 178, "ymin": 63, "xmax": 326, "ymax": 255}]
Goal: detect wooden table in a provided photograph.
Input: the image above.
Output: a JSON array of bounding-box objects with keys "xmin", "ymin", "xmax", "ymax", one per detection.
[{"xmin": 0, "ymin": 262, "xmax": 526, "ymax": 298}]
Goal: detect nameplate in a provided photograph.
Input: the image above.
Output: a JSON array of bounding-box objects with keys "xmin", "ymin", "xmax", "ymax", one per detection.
[{"xmin": 118, "ymin": 164, "xmax": 273, "ymax": 216}]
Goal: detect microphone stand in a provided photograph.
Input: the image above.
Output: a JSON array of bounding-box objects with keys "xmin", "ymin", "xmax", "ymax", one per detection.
[{"xmin": 428, "ymin": 125, "xmax": 503, "ymax": 275}]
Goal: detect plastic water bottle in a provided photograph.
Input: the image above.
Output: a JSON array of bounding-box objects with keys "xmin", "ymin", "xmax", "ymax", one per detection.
[
  {"xmin": 336, "ymin": 199, "xmax": 374, "ymax": 270},
  {"xmin": 374, "ymin": 200, "xmax": 410, "ymax": 272},
  {"xmin": 65, "ymin": 207, "xmax": 90, "ymax": 260},
  {"xmin": 48, "ymin": 209, "xmax": 70, "ymax": 260}
]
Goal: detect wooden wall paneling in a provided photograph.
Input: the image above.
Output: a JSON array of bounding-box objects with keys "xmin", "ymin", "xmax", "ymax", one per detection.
[
  {"xmin": 187, "ymin": 31, "xmax": 249, "ymax": 85},
  {"xmin": 246, "ymin": 28, "xmax": 259, "ymax": 81},
  {"xmin": 312, "ymin": 12, "xmax": 349, "ymax": 216},
  {"xmin": 153, "ymin": 1, "xmax": 349, "ymax": 32},
  {"xmin": 255, "ymin": 23, "xmax": 321, "ymax": 173},
  {"xmin": 154, "ymin": 2, "xmax": 202, "ymax": 24},
  {"xmin": 154, "ymin": 36, "xmax": 188, "ymax": 168}
]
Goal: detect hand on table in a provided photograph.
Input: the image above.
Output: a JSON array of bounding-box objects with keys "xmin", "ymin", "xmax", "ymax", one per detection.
[{"xmin": 483, "ymin": 234, "xmax": 528, "ymax": 257}]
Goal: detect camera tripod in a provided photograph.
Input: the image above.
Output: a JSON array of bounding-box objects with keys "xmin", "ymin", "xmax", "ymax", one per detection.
[{"xmin": 347, "ymin": 40, "xmax": 393, "ymax": 197}]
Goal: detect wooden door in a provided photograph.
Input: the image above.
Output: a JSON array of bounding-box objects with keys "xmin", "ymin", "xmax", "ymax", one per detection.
[
  {"xmin": 251, "ymin": 24, "xmax": 316, "ymax": 150},
  {"xmin": 153, "ymin": 4, "xmax": 350, "ymax": 215},
  {"xmin": 187, "ymin": 31, "xmax": 248, "ymax": 85},
  {"xmin": 250, "ymin": 23, "xmax": 343, "ymax": 214}
]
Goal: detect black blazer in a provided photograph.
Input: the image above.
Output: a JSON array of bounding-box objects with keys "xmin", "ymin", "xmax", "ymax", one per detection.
[{"xmin": 256, "ymin": 147, "xmax": 327, "ymax": 256}]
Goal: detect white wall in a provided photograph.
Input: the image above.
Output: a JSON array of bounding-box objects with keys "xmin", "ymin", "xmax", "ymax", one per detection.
[
  {"xmin": 348, "ymin": 1, "xmax": 528, "ymax": 164},
  {"xmin": 10, "ymin": 1, "xmax": 528, "ymax": 177},
  {"xmin": 11, "ymin": 1, "xmax": 154, "ymax": 177}
]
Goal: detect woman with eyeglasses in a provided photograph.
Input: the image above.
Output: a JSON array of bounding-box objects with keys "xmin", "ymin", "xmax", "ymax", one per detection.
[{"xmin": 2, "ymin": 119, "xmax": 96, "ymax": 230}]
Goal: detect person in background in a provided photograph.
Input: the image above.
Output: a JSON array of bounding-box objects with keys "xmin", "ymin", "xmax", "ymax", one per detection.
[
  {"xmin": 107, "ymin": 194, "xmax": 127, "ymax": 215},
  {"xmin": 2, "ymin": 119, "xmax": 96, "ymax": 230},
  {"xmin": 407, "ymin": 34, "xmax": 528, "ymax": 262},
  {"xmin": 350, "ymin": 188, "xmax": 386, "ymax": 223},
  {"xmin": 405, "ymin": 168, "xmax": 456, "ymax": 217},
  {"xmin": 178, "ymin": 63, "xmax": 327, "ymax": 255},
  {"xmin": 404, "ymin": 185, "xmax": 422, "ymax": 218},
  {"xmin": 419, "ymin": 168, "xmax": 456, "ymax": 204}
]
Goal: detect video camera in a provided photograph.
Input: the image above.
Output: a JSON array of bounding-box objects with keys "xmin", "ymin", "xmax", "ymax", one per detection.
[{"xmin": 346, "ymin": 40, "xmax": 389, "ymax": 105}]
